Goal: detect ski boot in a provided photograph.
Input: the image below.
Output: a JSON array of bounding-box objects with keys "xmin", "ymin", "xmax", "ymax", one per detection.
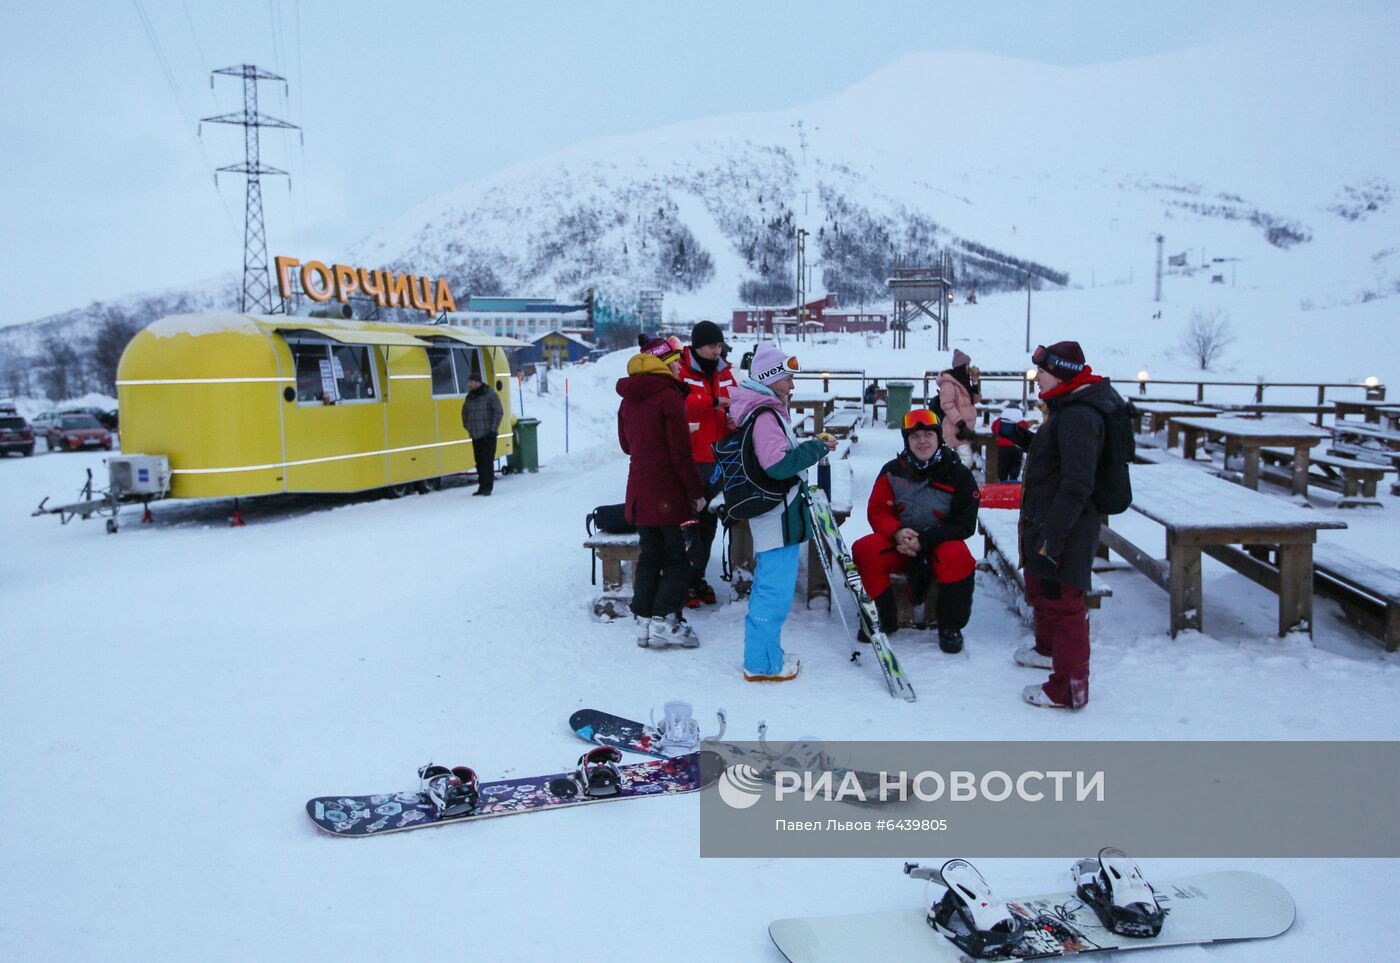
[
  {"xmin": 905, "ymin": 859, "xmax": 1026, "ymax": 959},
  {"xmin": 694, "ymin": 578, "xmax": 718, "ymax": 605},
  {"xmin": 418, "ymin": 763, "xmax": 481, "ymax": 818},
  {"xmin": 574, "ymin": 746, "xmax": 625, "ymax": 797},
  {"xmin": 1072, "ymin": 847, "xmax": 1165, "ymax": 938}
]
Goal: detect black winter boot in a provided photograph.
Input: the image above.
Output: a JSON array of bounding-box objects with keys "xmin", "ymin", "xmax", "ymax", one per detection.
[{"xmin": 938, "ymin": 627, "xmax": 964, "ymax": 654}]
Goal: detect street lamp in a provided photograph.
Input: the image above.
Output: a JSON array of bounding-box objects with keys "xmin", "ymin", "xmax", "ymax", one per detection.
[{"xmin": 1138, "ymin": 370, "xmax": 1150, "ymax": 396}]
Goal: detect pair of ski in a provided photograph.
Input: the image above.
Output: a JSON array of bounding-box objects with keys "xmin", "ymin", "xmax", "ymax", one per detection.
[
  {"xmin": 770, "ymin": 851, "xmax": 1295, "ymax": 961},
  {"xmin": 808, "ymin": 484, "xmax": 916, "ymax": 701}
]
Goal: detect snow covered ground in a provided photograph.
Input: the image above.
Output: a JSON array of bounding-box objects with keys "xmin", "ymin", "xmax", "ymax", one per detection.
[{"xmin": 2, "ymin": 316, "xmax": 1398, "ymax": 960}]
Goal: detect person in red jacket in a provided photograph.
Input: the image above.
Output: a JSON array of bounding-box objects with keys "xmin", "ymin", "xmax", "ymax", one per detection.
[
  {"xmin": 851, "ymin": 409, "xmax": 980, "ymax": 653},
  {"xmin": 617, "ymin": 335, "xmax": 707, "ymax": 649},
  {"xmin": 990, "ymin": 403, "xmax": 1029, "ymax": 482},
  {"xmin": 677, "ymin": 320, "xmax": 737, "ymax": 607}
]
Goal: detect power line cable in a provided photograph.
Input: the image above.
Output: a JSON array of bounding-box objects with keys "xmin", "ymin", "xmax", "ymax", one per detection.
[{"xmin": 131, "ymin": 0, "xmax": 240, "ymax": 239}]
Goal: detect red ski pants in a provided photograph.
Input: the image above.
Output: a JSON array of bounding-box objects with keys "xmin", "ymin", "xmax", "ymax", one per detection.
[
  {"xmin": 852, "ymin": 533, "xmax": 976, "ymax": 597},
  {"xmin": 1025, "ymin": 573, "xmax": 1089, "ymax": 708}
]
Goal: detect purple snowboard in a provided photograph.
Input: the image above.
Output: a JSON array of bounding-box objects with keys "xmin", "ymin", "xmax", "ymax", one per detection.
[{"xmin": 306, "ymin": 751, "xmax": 723, "ymax": 837}]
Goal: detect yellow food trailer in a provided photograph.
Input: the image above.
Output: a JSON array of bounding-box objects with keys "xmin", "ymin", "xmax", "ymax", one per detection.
[{"xmin": 116, "ymin": 312, "xmax": 525, "ymax": 499}]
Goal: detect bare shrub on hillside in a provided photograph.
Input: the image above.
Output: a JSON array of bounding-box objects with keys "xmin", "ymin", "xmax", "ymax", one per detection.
[{"xmin": 1180, "ymin": 308, "xmax": 1235, "ymax": 370}]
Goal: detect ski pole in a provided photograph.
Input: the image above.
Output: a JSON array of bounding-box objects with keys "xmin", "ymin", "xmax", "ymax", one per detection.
[{"xmin": 565, "ymin": 377, "xmax": 570, "ymax": 454}]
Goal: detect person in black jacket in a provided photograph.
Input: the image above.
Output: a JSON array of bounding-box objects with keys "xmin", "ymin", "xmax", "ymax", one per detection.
[
  {"xmin": 461, "ymin": 373, "xmax": 504, "ymax": 496},
  {"xmin": 1015, "ymin": 340, "xmax": 1128, "ymax": 710},
  {"xmin": 852, "ymin": 408, "xmax": 980, "ymax": 653}
]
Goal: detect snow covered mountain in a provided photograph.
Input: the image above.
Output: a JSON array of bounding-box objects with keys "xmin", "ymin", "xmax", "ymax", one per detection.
[{"xmin": 4, "ymin": 9, "xmax": 1396, "ymax": 364}]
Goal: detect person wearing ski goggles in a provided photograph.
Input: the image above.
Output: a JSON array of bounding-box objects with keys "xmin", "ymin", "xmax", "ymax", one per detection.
[
  {"xmin": 849, "ymin": 408, "xmax": 979, "ymax": 654},
  {"xmin": 1016, "ymin": 340, "xmax": 1127, "ymax": 710}
]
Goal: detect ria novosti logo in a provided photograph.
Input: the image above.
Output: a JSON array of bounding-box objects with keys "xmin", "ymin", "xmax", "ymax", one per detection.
[
  {"xmin": 716, "ymin": 764, "xmax": 766, "ymax": 809},
  {"xmin": 715, "ymin": 765, "xmax": 1107, "ymax": 808}
]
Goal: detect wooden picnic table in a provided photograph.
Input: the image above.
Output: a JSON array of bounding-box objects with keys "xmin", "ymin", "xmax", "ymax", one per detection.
[
  {"xmin": 1329, "ymin": 420, "xmax": 1400, "ymax": 466},
  {"xmin": 1379, "ymin": 407, "xmax": 1400, "ymax": 433},
  {"xmin": 1100, "ymin": 463, "xmax": 1346, "ymax": 637},
  {"xmin": 789, "ymin": 390, "xmax": 836, "ymax": 435},
  {"xmin": 1135, "ymin": 401, "xmax": 1221, "ymax": 448},
  {"xmin": 1172, "ymin": 416, "xmax": 1330, "ymax": 495},
  {"xmin": 1332, "ymin": 398, "xmax": 1394, "ymax": 424}
]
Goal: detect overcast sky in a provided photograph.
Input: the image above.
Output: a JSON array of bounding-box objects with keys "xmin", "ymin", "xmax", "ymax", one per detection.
[{"xmin": 0, "ymin": 0, "xmax": 1379, "ymax": 324}]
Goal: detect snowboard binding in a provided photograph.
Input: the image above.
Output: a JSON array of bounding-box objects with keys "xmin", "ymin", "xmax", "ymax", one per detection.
[
  {"xmin": 574, "ymin": 746, "xmax": 625, "ymax": 797},
  {"xmin": 418, "ymin": 763, "xmax": 480, "ymax": 818},
  {"xmin": 757, "ymin": 722, "xmax": 831, "ymax": 775},
  {"xmin": 1072, "ymin": 847, "xmax": 1165, "ymax": 938},
  {"xmin": 646, "ymin": 701, "xmax": 727, "ymax": 756},
  {"xmin": 905, "ymin": 859, "xmax": 1027, "ymax": 959}
]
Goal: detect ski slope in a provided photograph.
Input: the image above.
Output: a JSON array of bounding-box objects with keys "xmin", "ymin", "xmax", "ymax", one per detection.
[{"xmin": 2, "ymin": 320, "xmax": 1398, "ymax": 960}]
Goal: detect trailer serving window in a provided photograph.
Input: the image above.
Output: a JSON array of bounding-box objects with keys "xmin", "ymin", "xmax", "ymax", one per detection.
[{"xmin": 286, "ymin": 335, "xmax": 382, "ymax": 406}]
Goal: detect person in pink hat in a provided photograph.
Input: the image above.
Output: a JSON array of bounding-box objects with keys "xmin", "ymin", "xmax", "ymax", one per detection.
[{"xmin": 725, "ymin": 343, "xmax": 834, "ymax": 681}]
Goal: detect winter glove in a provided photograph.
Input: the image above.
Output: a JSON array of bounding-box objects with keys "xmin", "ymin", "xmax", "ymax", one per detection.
[
  {"xmin": 997, "ymin": 420, "xmax": 1033, "ymax": 450},
  {"xmin": 955, "ymin": 422, "xmax": 974, "ymax": 442}
]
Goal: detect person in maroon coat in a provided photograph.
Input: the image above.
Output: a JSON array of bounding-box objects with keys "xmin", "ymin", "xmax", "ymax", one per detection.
[{"xmin": 617, "ymin": 335, "xmax": 707, "ymax": 648}]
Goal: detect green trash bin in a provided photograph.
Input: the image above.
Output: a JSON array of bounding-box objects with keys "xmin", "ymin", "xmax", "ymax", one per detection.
[
  {"xmin": 507, "ymin": 417, "xmax": 541, "ymax": 473},
  {"xmin": 885, "ymin": 381, "xmax": 914, "ymax": 429}
]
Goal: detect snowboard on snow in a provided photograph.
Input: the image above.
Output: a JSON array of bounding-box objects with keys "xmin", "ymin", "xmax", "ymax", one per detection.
[
  {"xmin": 769, "ymin": 870, "xmax": 1294, "ymax": 961},
  {"xmin": 306, "ymin": 750, "xmax": 724, "ymax": 837},
  {"xmin": 569, "ymin": 708, "xmax": 909, "ymax": 804},
  {"xmin": 807, "ymin": 484, "xmax": 916, "ymax": 701}
]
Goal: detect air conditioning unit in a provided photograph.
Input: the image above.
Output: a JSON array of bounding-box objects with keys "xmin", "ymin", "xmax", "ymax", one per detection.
[{"xmin": 108, "ymin": 455, "xmax": 170, "ymax": 496}]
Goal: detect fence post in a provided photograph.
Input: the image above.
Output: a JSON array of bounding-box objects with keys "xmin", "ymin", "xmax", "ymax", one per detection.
[
  {"xmin": 1196, "ymin": 383, "xmax": 1204, "ymax": 403},
  {"xmin": 1254, "ymin": 379, "xmax": 1265, "ymax": 404},
  {"xmin": 1316, "ymin": 385, "xmax": 1326, "ymax": 426}
]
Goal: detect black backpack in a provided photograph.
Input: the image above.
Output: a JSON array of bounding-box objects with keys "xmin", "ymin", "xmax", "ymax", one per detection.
[
  {"xmin": 1092, "ymin": 396, "xmax": 1137, "ymax": 515},
  {"xmin": 586, "ymin": 503, "xmax": 635, "ymax": 535},
  {"xmin": 710, "ymin": 408, "xmax": 796, "ymax": 520}
]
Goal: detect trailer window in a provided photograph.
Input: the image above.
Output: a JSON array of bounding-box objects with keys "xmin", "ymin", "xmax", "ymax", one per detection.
[
  {"xmin": 451, "ymin": 347, "xmax": 482, "ymax": 392},
  {"xmin": 293, "ymin": 343, "xmax": 334, "ymax": 403},
  {"xmin": 427, "ymin": 348, "xmax": 457, "ymax": 396},
  {"xmin": 332, "ymin": 344, "xmax": 377, "ymax": 402}
]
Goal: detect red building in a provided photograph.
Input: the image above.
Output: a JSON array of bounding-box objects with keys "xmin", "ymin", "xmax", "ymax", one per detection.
[{"xmin": 731, "ymin": 293, "xmax": 887, "ymax": 336}]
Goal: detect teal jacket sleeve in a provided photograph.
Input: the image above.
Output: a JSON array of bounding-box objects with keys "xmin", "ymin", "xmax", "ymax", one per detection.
[{"xmin": 764, "ymin": 439, "xmax": 828, "ymax": 480}]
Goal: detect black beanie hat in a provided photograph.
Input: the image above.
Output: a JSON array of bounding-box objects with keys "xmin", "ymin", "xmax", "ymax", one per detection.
[{"xmin": 691, "ymin": 320, "xmax": 725, "ymax": 349}]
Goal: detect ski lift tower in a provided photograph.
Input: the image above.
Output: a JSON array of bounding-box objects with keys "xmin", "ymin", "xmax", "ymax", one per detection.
[{"xmin": 887, "ymin": 251, "xmax": 952, "ymax": 350}]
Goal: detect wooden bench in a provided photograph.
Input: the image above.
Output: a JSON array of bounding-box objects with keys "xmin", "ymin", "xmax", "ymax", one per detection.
[
  {"xmin": 588, "ymin": 522, "xmax": 763, "ymax": 615},
  {"xmin": 1330, "ymin": 422, "xmax": 1400, "ymax": 466},
  {"xmin": 822, "ymin": 408, "xmax": 863, "ymax": 441},
  {"xmin": 978, "ymin": 508, "xmax": 1111, "ymax": 625},
  {"xmin": 1312, "ymin": 543, "xmax": 1400, "ymax": 651},
  {"xmin": 585, "ymin": 532, "xmax": 642, "ymax": 619},
  {"xmin": 1258, "ymin": 446, "xmax": 1390, "ymax": 507}
]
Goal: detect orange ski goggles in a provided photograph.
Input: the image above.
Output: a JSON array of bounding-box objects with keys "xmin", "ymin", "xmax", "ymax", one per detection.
[{"xmin": 902, "ymin": 408, "xmax": 941, "ymax": 431}]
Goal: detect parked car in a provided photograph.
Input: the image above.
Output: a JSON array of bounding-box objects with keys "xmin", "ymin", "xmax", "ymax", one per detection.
[
  {"xmin": 30, "ymin": 410, "xmax": 61, "ymax": 438},
  {"xmin": 43, "ymin": 414, "xmax": 113, "ymax": 452},
  {"xmin": 0, "ymin": 413, "xmax": 35, "ymax": 456},
  {"xmin": 103, "ymin": 408, "xmax": 119, "ymax": 432}
]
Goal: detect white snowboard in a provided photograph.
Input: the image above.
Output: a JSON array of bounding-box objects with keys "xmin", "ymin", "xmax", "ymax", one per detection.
[{"xmin": 770, "ymin": 871, "xmax": 1294, "ymax": 961}]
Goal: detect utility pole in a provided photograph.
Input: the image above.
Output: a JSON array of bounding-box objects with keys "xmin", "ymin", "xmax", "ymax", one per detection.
[
  {"xmin": 1153, "ymin": 233, "xmax": 1165, "ymax": 303},
  {"xmin": 794, "ymin": 228, "xmax": 808, "ymax": 342},
  {"xmin": 201, "ymin": 65, "xmax": 300, "ymax": 313},
  {"xmin": 1025, "ymin": 274, "xmax": 1032, "ymax": 353}
]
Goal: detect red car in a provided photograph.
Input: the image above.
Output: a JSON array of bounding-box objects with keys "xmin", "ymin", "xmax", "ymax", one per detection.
[
  {"xmin": 0, "ymin": 414, "xmax": 35, "ymax": 456},
  {"xmin": 45, "ymin": 414, "xmax": 113, "ymax": 452}
]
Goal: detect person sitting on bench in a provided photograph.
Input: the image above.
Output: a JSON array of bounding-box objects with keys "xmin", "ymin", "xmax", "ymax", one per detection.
[{"xmin": 851, "ymin": 408, "xmax": 979, "ymax": 653}]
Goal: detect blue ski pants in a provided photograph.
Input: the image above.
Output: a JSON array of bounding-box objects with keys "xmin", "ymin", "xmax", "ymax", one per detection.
[{"xmin": 744, "ymin": 543, "xmax": 801, "ymax": 674}]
